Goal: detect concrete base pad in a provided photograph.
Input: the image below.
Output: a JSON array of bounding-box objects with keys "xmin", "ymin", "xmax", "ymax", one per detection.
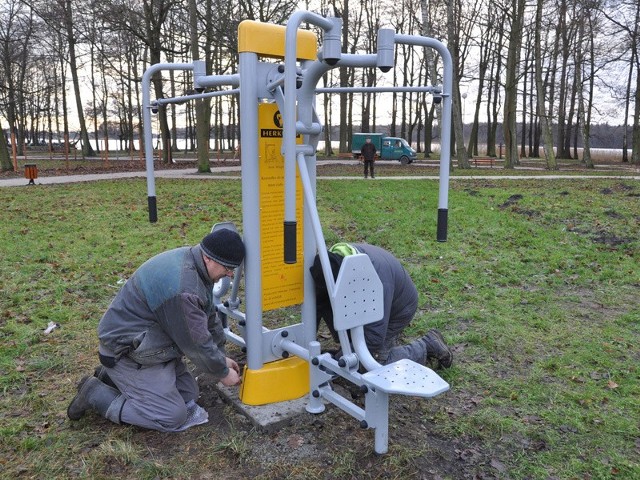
[{"xmin": 214, "ymin": 383, "xmax": 315, "ymax": 432}]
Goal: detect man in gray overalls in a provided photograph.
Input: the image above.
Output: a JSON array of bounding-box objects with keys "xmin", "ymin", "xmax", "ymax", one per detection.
[
  {"xmin": 310, "ymin": 242, "xmax": 453, "ymax": 368},
  {"xmin": 67, "ymin": 229, "xmax": 245, "ymax": 431}
]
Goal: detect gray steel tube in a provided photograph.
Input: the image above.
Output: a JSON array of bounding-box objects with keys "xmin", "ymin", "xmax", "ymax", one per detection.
[
  {"xmin": 239, "ymin": 51, "xmax": 264, "ymax": 371},
  {"xmin": 283, "ymin": 11, "xmax": 334, "ymax": 263},
  {"xmin": 141, "ymin": 63, "xmax": 193, "ymax": 222},
  {"xmin": 394, "ymin": 34, "xmax": 453, "ymax": 241}
]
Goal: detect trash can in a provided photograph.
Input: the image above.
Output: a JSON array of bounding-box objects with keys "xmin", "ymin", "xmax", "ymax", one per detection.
[{"xmin": 24, "ymin": 164, "xmax": 38, "ymax": 185}]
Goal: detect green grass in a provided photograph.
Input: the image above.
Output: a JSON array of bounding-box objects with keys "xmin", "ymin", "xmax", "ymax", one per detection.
[{"xmin": 0, "ymin": 176, "xmax": 638, "ymax": 479}]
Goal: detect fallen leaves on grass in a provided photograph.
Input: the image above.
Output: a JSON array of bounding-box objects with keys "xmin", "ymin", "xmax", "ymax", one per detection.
[
  {"xmin": 287, "ymin": 434, "xmax": 304, "ymax": 449},
  {"xmin": 490, "ymin": 458, "xmax": 507, "ymax": 473}
]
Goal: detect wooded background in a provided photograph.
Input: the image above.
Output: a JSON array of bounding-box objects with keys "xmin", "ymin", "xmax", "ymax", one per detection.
[{"xmin": 1, "ymin": 0, "xmax": 639, "ymax": 171}]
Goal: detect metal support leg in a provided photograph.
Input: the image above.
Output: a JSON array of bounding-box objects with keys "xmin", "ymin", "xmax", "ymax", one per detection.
[
  {"xmin": 306, "ymin": 341, "xmax": 327, "ymax": 414},
  {"xmin": 365, "ymin": 388, "xmax": 390, "ymax": 455}
]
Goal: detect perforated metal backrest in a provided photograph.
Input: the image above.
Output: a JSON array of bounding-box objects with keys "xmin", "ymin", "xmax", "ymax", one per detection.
[{"xmin": 331, "ymin": 254, "xmax": 384, "ymax": 332}]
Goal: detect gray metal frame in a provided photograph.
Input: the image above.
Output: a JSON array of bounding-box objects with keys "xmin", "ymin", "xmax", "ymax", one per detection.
[{"xmin": 140, "ymin": 10, "xmax": 454, "ymax": 454}]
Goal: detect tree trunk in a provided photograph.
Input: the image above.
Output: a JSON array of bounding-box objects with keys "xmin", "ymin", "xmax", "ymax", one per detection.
[
  {"xmin": 338, "ymin": 1, "xmax": 349, "ymax": 153},
  {"xmin": 555, "ymin": 0, "xmax": 569, "ymax": 159},
  {"xmin": 189, "ymin": 0, "xmax": 211, "ymax": 172},
  {"xmin": 631, "ymin": 55, "xmax": 640, "ymax": 165},
  {"xmin": 90, "ymin": 42, "xmax": 100, "ymax": 153},
  {"xmin": 487, "ymin": 21, "xmax": 505, "ymax": 158},
  {"xmin": 63, "ymin": 0, "xmax": 95, "ymax": 157},
  {"xmin": 447, "ymin": 0, "xmax": 469, "ymax": 168},
  {"xmin": 323, "ymin": 73, "xmax": 333, "ymax": 156},
  {"xmin": 625, "ymin": 0, "xmax": 640, "ymax": 164},
  {"xmin": 535, "ymin": 0, "xmax": 557, "ymax": 169},
  {"xmin": 468, "ymin": 25, "xmax": 492, "ymax": 156},
  {"xmin": 0, "ymin": 121, "xmax": 11, "ymax": 171},
  {"xmin": 503, "ymin": 0, "xmax": 525, "ymax": 169},
  {"xmin": 622, "ymin": 56, "xmax": 633, "ymax": 163},
  {"xmin": 520, "ymin": 31, "xmax": 531, "ymax": 158},
  {"xmin": 419, "ymin": 0, "xmax": 439, "ymax": 157}
]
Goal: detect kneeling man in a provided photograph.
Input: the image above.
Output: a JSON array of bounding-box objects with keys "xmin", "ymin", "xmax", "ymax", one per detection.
[{"xmin": 68, "ymin": 229, "xmax": 245, "ymax": 432}]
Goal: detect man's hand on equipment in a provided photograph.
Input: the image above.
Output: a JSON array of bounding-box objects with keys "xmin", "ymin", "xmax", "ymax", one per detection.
[
  {"xmin": 220, "ymin": 357, "xmax": 241, "ymax": 386},
  {"xmin": 226, "ymin": 357, "xmax": 240, "ymax": 374}
]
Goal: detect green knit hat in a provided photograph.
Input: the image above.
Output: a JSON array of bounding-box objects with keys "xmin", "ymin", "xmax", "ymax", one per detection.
[{"xmin": 329, "ymin": 242, "xmax": 359, "ymax": 257}]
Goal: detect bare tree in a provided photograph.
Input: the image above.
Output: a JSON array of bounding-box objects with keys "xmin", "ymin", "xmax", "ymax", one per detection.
[
  {"xmin": 419, "ymin": 0, "xmax": 444, "ymax": 157},
  {"xmin": 601, "ymin": 0, "xmax": 640, "ymax": 164},
  {"xmin": 187, "ymin": 0, "xmax": 210, "ymax": 172},
  {"xmin": 95, "ymin": 0, "xmax": 182, "ymax": 163},
  {"xmin": 33, "ymin": 0, "xmax": 96, "ymax": 157},
  {"xmin": 535, "ymin": 0, "xmax": 557, "ymax": 169},
  {"xmin": 520, "ymin": 25, "xmax": 533, "ymax": 158},
  {"xmin": 0, "ymin": 0, "xmax": 35, "ymax": 161},
  {"xmin": 0, "ymin": 120, "xmax": 10, "ymax": 170},
  {"xmin": 485, "ymin": 2, "xmax": 507, "ymax": 159},
  {"xmin": 333, "ymin": 0, "xmax": 352, "ymax": 153},
  {"xmin": 360, "ymin": 0, "xmax": 380, "ymax": 133},
  {"xmin": 467, "ymin": 4, "xmax": 497, "ymax": 157},
  {"xmin": 575, "ymin": 0, "xmax": 599, "ymax": 169},
  {"xmin": 554, "ymin": 0, "xmax": 578, "ymax": 159},
  {"xmin": 446, "ymin": 0, "xmax": 469, "ymax": 167},
  {"xmin": 502, "ymin": 0, "xmax": 526, "ymax": 168},
  {"xmin": 238, "ymin": 0, "xmax": 298, "ymax": 23}
]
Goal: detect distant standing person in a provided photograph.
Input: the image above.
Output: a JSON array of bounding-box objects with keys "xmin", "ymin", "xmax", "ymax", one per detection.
[{"xmin": 361, "ymin": 137, "xmax": 377, "ymax": 179}]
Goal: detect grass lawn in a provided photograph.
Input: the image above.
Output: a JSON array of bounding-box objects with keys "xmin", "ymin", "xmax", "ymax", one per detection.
[{"xmin": 0, "ymin": 175, "xmax": 638, "ymax": 479}]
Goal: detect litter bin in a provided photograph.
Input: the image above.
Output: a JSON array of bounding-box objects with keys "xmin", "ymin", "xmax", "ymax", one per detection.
[{"xmin": 24, "ymin": 164, "xmax": 38, "ymax": 185}]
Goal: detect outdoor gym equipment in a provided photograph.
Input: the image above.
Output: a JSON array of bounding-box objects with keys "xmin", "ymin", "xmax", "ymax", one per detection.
[{"xmin": 141, "ymin": 10, "xmax": 453, "ymax": 455}]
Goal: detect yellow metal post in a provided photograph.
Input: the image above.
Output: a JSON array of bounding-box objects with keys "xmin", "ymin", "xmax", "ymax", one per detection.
[{"xmin": 237, "ymin": 22, "xmax": 316, "ymax": 406}]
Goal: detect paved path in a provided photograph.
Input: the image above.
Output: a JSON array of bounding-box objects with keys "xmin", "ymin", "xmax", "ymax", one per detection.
[
  {"xmin": 1, "ymin": 163, "xmax": 638, "ymax": 188},
  {"xmin": 0, "ymin": 167, "xmax": 241, "ymax": 187}
]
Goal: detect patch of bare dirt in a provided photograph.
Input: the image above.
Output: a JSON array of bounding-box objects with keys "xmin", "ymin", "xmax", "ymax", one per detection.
[
  {"xmin": 79, "ymin": 357, "xmax": 512, "ymax": 480},
  {"xmin": 57, "ymin": 345, "xmax": 513, "ymax": 480},
  {"xmin": 196, "ymin": 392, "xmax": 503, "ymax": 478}
]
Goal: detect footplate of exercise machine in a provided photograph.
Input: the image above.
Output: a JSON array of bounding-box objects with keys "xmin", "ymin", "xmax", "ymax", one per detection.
[{"xmin": 361, "ymin": 358, "xmax": 449, "ymax": 397}]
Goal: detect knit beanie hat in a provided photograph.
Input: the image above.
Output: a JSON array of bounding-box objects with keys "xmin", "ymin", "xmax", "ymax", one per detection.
[
  {"xmin": 329, "ymin": 242, "xmax": 360, "ymax": 257},
  {"xmin": 200, "ymin": 229, "xmax": 245, "ymax": 268},
  {"xmin": 309, "ymin": 251, "xmax": 344, "ymax": 288}
]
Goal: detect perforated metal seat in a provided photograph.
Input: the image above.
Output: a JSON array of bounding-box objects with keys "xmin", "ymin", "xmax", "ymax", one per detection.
[
  {"xmin": 361, "ymin": 358, "xmax": 450, "ymax": 397},
  {"xmin": 316, "ymin": 253, "xmax": 450, "ymax": 454},
  {"xmin": 331, "ymin": 254, "xmax": 450, "ymax": 396}
]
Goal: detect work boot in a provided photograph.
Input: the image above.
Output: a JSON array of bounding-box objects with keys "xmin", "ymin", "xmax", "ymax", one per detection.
[
  {"xmin": 67, "ymin": 376, "xmax": 126, "ymax": 424},
  {"xmin": 93, "ymin": 365, "xmax": 118, "ymax": 390},
  {"xmin": 423, "ymin": 329, "xmax": 453, "ymax": 369}
]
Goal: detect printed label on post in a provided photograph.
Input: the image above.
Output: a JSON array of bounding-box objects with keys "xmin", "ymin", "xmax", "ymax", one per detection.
[{"xmin": 258, "ymin": 102, "xmax": 304, "ymax": 310}]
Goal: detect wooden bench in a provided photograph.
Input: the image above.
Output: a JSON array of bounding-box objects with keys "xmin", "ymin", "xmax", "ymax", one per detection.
[{"xmin": 472, "ymin": 156, "xmax": 497, "ymax": 168}]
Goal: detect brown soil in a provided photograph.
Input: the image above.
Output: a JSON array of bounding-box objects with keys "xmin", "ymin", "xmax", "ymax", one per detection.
[{"xmin": 78, "ymin": 365, "xmax": 504, "ymax": 480}]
